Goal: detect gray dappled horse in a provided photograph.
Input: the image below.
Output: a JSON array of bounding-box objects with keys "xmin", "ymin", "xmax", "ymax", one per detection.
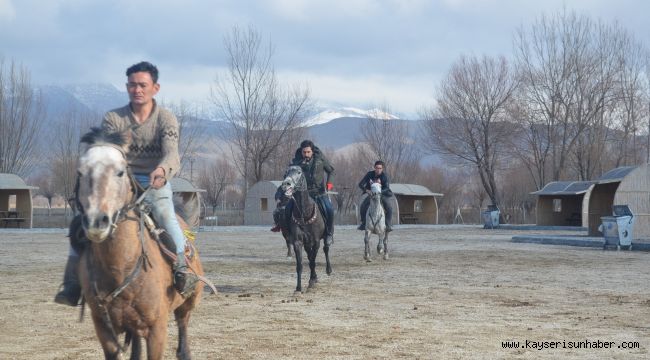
[
  {"xmin": 281, "ymin": 165, "xmax": 332, "ymax": 294},
  {"xmin": 364, "ymin": 182, "xmax": 389, "ymax": 261}
]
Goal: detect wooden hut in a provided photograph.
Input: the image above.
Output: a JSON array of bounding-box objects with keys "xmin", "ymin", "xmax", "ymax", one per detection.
[
  {"xmin": 170, "ymin": 177, "xmax": 205, "ymax": 228},
  {"xmin": 357, "ymin": 183, "xmax": 443, "ymax": 225},
  {"xmin": 244, "ymin": 180, "xmax": 282, "ymax": 225},
  {"xmin": 531, "ymin": 181, "xmax": 595, "ymax": 227},
  {"xmin": 588, "ymin": 165, "xmax": 650, "ymax": 239},
  {"xmin": 0, "ymin": 173, "xmax": 38, "ymax": 228}
]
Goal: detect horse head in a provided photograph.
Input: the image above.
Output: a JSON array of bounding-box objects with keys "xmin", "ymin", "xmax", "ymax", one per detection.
[
  {"xmin": 76, "ymin": 128, "xmax": 133, "ymax": 242},
  {"xmin": 370, "ymin": 182, "xmax": 382, "ymax": 197},
  {"xmin": 281, "ymin": 165, "xmax": 306, "ymax": 197}
]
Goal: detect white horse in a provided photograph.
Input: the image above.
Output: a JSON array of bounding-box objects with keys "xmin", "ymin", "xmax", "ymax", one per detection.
[{"xmin": 364, "ymin": 182, "xmax": 389, "ymax": 261}]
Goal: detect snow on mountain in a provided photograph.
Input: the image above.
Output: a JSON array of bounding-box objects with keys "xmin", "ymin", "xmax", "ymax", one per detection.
[
  {"xmin": 61, "ymin": 83, "xmax": 126, "ymax": 113},
  {"xmin": 304, "ymin": 107, "xmax": 399, "ymax": 126}
]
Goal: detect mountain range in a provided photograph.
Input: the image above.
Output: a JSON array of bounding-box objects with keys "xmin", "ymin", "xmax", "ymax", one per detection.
[{"xmin": 36, "ymin": 83, "xmax": 439, "ymax": 165}]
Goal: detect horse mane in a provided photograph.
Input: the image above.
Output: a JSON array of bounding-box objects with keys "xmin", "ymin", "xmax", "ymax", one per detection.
[{"xmin": 80, "ymin": 127, "xmax": 129, "ymax": 149}]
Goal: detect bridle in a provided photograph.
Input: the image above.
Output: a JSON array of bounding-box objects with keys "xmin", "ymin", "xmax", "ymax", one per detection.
[
  {"xmin": 283, "ymin": 166, "xmax": 318, "ymax": 226},
  {"xmin": 74, "ymin": 145, "xmax": 143, "ymax": 237}
]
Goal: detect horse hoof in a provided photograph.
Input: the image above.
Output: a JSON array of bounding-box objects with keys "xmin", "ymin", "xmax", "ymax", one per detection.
[
  {"xmin": 326, "ymin": 267, "xmax": 332, "ymax": 275},
  {"xmin": 377, "ymin": 247, "xmax": 384, "ymax": 255},
  {"xmin": 293, "ymin": 290, "xmax": 302, "ymax": 297},
  {"xmin": 383, "ymin": 254, "xmax": 389, "ymax": 260},
  {"xmin": 365, "ymin": 257, "xmax": 372, "ymax": 262}
]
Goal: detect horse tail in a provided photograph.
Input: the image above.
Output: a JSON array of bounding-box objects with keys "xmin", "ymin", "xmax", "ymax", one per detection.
[{"xmin": 173, "ymin": 193, "xmax": 201, "ymax": 229}]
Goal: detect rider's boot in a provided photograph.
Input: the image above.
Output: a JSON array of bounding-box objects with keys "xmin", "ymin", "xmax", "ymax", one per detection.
[
  {"xmin": 357, "ymin": 221, "xmax": 366, "ymax": 231},
  {"xmin": 270, "ymin": 223, "xmax": 282, "ymax": 232},
  {"xmin": 385, "ymin": 219, "xmax": 392, "ymax": 233},
  {"xmin": 173, "ymin": 255, "xmax": 199, "ymax": 298},
  {"xmin": 54, "ymin": 255, "xmax": 82, "ymax": 306}
]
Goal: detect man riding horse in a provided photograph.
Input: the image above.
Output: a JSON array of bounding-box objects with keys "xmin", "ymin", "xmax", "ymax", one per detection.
[
  {"xmin": 271, "ymin": 140, "xmax": 335, "ymax": 246},
  {"xmin": 55, "ymin": 61, "xmax": 197, "ymax": 306},
  {"xmin": 357, "ymin": 160, "xmax": 394, "ymax": 232}
]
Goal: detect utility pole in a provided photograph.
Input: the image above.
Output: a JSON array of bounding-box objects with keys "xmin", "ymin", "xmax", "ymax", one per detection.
[{"xmin": 189, "ymin": 153, "xmax": 196, "ymax": 182}]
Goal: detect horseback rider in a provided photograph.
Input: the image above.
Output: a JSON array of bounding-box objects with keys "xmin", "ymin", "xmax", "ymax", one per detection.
[
  {"xmin": 272, "ymin": 140, "xmax": 335, "ymax": 246},
  {"xmin": 357, "ymin": 160, "xmax": 393, "ymax": 232},
  {"xmin": 54, "ymin": 61, "xmax": 195, "ymax": 306}
]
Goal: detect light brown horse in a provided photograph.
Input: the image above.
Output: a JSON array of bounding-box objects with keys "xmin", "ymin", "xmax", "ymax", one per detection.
[{"xmin": 75, "ymin": 129, "xmax": 204, "ymax": 360}]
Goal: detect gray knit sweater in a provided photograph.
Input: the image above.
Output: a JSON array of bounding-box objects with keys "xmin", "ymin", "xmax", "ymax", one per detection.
[{"xmin": 101, "ymin": 101, "xmax": 180, "ymax": 180}]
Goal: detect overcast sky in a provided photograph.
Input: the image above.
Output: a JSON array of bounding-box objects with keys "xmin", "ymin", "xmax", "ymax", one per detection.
[{"xmin": 0, "ymin": 0, "xmax": 648, "ymax": 116}]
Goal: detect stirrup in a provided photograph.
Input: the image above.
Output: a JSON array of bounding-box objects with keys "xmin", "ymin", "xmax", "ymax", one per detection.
[{"xmin": 173, "ymin": 265, "xmax": 199, "ymax": 298}]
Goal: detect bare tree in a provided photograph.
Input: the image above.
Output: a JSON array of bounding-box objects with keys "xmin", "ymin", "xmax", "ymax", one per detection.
[
  {"xmin": 50, "ymin": 105, "xmax": 96, "ymax": 220},
  {"xmin": 197, "ymin": 157, "xmax": 236, "ymax": 213},
  {"xmin": 330, "ymin": 148, "xmax": 368, "ymax": 217},
  {"xmin": 31, "ymin": 172, "xmax": 57, "ymax": 216},
  {"xmin": 611, "ymin": 32, "xmax": 649, "ymax": 167},
  {"xmin": 420, "ymin": 55, "xmax": 517, "ymax": 207},
  {"xmin": 0, "ymin": 58, "xmax": 45, "ymax": 176},
  {"xmin": 211, "ymin": 25, "xmax": 312, "ymax": 192},
  {"xmin": 165, "ymin": 100, "xmax": 206, "ymax": 181},
  {"xmin": 512, "ymin": 10, "xmax": 628, "ymax": 184},
  {"xmin": 358, "ymin": 103, "xmax": 416, "ymax": 182}
]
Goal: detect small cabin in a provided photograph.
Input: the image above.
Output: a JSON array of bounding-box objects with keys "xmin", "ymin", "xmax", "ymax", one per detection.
[
  {"xmin": 357, "ymin": 183, "xmax": 443, "ymax": 225},
  {"xmin": 531, "ymin": 181, "xmax": 595, "ymax": 227},
  {"xmin": 244, "ymin": 180, "xmax": 282, "ymax": 225},
  {"xmin": 587, "ymin": 165, "xmax": 650, "ymax": 239},
  {"xmin": 0, "ymin": 173, "xmax": 38, "ymax": 228}
]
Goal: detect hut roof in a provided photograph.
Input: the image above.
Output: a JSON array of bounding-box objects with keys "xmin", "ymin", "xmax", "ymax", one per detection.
[
  {"xmin": 0, "ymin": 173, "xmax": 38, "ymax": 190},
  {"xmin": 391, "ymin": 183, "xmax": 443, "ymax": 197},
  {"xmin": 531, "ymin": 181, "xmax": 595, "ymax": 195},
  {"xmin": 170, "ymin": 177, "xmax": 205, "ymax": 193},
  {"xmin": 596, "ymin": 166, "xmax": 637, "ymax": 184}
]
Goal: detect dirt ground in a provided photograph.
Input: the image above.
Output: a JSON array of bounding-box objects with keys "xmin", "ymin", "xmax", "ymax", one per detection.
[{"xmin": 1, "ymin": 225, "xmax": 649, "ymax": 359}]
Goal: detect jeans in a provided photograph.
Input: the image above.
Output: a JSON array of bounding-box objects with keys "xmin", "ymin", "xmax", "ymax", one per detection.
[{"xmin": 134, "ymin": 174, "xmax": 185, "ymax": 255}]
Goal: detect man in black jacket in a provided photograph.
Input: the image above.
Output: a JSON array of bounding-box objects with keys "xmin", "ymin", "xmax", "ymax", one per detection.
[
  {"xmin": 280, "ymin": 140, "xmax": 336, "ymax": 246},
  {"xmin": 357, "ymin": 160, "xmax": 393, "ymax": 232}
]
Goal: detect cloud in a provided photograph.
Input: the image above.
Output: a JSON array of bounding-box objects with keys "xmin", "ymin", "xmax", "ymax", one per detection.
[{"xmin": 0, "ymin": 0, "xmax": 15, "ymax": 21}]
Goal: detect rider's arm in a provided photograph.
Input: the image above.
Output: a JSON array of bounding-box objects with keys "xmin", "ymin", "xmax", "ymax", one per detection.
[{"xmin": 157, "ymin": 110, "xmax": 181, "ymax": 181}]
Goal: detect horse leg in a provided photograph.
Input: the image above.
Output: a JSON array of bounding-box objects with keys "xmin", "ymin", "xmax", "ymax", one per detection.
[
  {"xmin": 174, "ymin": 306, "xmax": 193, "ymax": 360},
  {"xmin": 90, "ymin": 313, "xmax": 124, "ymax": 360},
  {"xmin": 293, "ymin": 241, "xmax": 303, "ymax": 294},
  {"xmin": 307, "ymin": 244, "xmax": 318, "ymax": 289},
  {"xmin": 383, "ymin": 233, "xmax": 389, "ymax": 260},
  {"xmin": 145, "ymin": 321, "xmax": 168, "ymax": 360},
  {"xmin": 283, "ymin": 231, "xmax": 292, "ymax": 259},
  {"xmin": 364, "ymin": 231, "xmax": 372, "ymax": 262},
  {"xmin": 322, "ymin": 237, "xmax": 332, "ymax": 275},
  {"xmin": 286, "ymin": 241, "xmax": 293, "ymax": 258},
  {"xmin": 129, "ymin": 333, "xmax": 142, "ymax": 360},
  {"xmin": 377, "ymin": 233, "xmax": 384, "ymax": 255}
]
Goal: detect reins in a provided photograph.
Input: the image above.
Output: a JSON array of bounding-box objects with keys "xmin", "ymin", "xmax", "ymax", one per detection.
[
  {"xmin": 287, "ymin": 171, "xmax": 319, "ymax": 226},
  {"xmin": 368, "ymin": 192, "xmax": 385, "ymax": 230}
]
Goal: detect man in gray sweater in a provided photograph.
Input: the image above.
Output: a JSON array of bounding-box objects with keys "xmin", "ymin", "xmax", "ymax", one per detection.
[{"xmin": 54, "ymin": 61, "xmax": 194, "ymax": 305}]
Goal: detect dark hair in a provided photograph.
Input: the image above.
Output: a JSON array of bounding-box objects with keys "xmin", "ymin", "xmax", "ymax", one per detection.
[
  {"xmin": 374, "ymin": 160, "xmax": 385, "ymax": 168},
  {"xmin": 300, "ymin": 140, "xmax": 315, "ymax": 151},
  {"xmin": 126, "ymin": 61, "xmax": 159, "ymax": 83}
]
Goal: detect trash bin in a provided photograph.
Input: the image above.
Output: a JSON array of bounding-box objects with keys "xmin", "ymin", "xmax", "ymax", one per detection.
[
  {"xmin": 482, "ymin": 205, "xmax": 500, "ymax": 229},
  {"xmin": 600, "ymin": 205, "xmax": 634, "ymax": 250}
]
